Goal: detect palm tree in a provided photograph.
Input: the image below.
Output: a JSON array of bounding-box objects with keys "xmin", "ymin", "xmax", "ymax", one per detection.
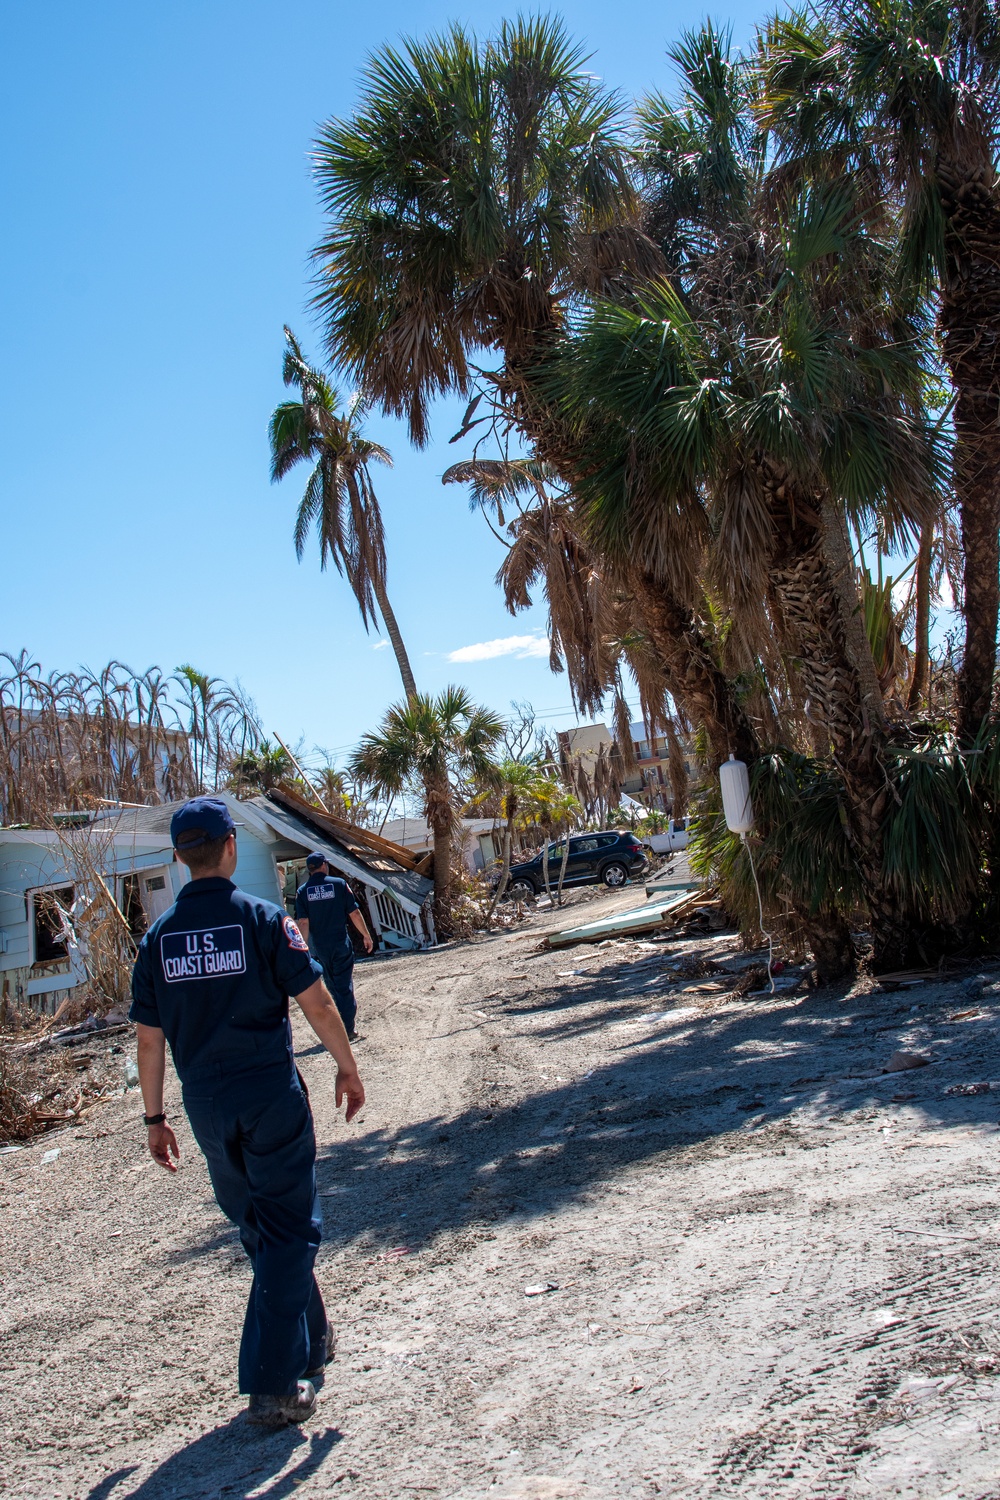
[
  {"xmin": 539, "ymin": 27, "xmax": 944, "ymax": 969},
  {"xmin": 349, "ymin": 687, "xmax": 504, "ymax": 936},
  {"xmin": 548, "ymin": 792, "xmax": 583, "ymax": 905},
  {"xmin": 761, "ymin": 0, "xmax": 1000, "ymax": 740},
  {"xmin": 228, "ymin": 740, "xmax": 292, "ymax": 795},
  {"xmin": 549, "ymin": 279, "xmax": 936, "ymax": 965},
  {"xmin": 269, "ymin": 328, "xmax": 417, "ymax": 699},
  {"xmin": 310, "ymin": 17, "xmax": 758, "ymax": 760},
  {"xmin": 480, "ymin": 759, "xmax": 558, "ymax": 911},
  {"xmin": 311, "ymin": 16, "xmax": 639, "ymax": 445},
  {"xmin": 174, "ymin": 665, "xmax": 228, "ymax": 790}
]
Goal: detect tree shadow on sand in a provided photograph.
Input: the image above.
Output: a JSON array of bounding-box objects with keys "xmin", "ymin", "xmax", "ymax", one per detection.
[{"xmin": 177, "ymin": 966, "xmax": 1000, "ymax": 1260}]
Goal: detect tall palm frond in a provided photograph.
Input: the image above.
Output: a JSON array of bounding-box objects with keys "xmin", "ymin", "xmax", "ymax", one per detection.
[
  {"xmin": 310, "ymin": 15, "xmax": 641, "ymax": 444},
  {"xmin": 269, "ymin": 328, "xmax": 417, "ymax": 699}
]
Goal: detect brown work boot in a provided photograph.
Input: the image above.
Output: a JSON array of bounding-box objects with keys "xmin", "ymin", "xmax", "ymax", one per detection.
[
  {"xmin": 247, "ymin": 1380, "xmax": 317, "ymax": 1427},
  {"xmin": 306, "ymin": 1324, "xmax": 337, "ymax": 1378}
]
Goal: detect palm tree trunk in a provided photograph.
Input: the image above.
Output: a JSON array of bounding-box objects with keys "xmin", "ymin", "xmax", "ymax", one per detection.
[
  {"xmin": 765, "ymin": 486, "xmax": 903, "ymax": 972},
  {"xmin": 430, "ymin": 809, "xmax": 453, "ymax": 939},
  {"xmin": 486, "ymin": 813, "xmax": 516, "ymax": 919},
  {"xmin": 801, "ymin": 910, "xmax": 856, "ymax": 986},
  {"xmin": 542, "ymin": 839, "xmax": 552, "ymax": 902},
  {"xmin": 953, "ymin": 395, "xmax": 1000, "ymax": 739},
  {"xmin": 557, "ymin": 840, "xmax": 570, "ymax": 905},
  {"xmin": 938, "ymin": 157, "xmax": 1000, "ymax": 742},
  {"xmin": 664, "ymin": 719, "xmax": 688, "ymax": 818},
  {"xmin": 907, "ymin": 521, "xmax": 933, "ymax": 711},
  {"xmin": 499, "ymin": 817, "xmax": 514, "ymax": 899},
  {"xmin": 632, "ymin": 573, "xmax": 759, "ymax": 768},
  {"xmin": 821, "ymin": 503, "xmax": 888, "ymax": 730},
  {"xmin": 371, "ymin": 574, "xmax": 418, "ymax": 701}
]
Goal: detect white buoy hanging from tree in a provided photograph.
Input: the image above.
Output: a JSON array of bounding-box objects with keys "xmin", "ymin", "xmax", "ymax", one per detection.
[{"xmin": 719, "ymin": 755, "xmax": 754, "ymax": 834}]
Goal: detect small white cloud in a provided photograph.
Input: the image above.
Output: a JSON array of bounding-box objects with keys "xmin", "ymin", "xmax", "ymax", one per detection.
[
  {"xmin": 372, "ymin": 639, "xmax": 389, "ymax": 650},
  {"xmin": 447, "ymin": 633, "xmax": 550, "ymax": 663}
]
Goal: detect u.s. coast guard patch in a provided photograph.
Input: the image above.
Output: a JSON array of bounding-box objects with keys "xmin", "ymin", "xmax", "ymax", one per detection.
[
  {"xmin": 283, "ymin": 917, "xmax": 309, "ymax": 952},
  {"xmin": 160, "ymin": 925, "xmax": 246, "ymax": 982}
]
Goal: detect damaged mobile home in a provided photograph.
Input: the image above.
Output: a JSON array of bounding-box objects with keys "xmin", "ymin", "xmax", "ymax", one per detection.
[{"xmin": 0, "ymin": 788, "xmax": 434, "ymax": 1014}]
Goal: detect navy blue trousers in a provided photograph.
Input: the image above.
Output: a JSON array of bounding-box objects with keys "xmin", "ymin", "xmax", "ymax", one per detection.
[
  {"xmin": 318, "ymin": 953, "xmax": 357, "ymax": 1034},
  {"xmin": 182, "ymin": 1066, "xmax": 327, "ymax": 1395}
]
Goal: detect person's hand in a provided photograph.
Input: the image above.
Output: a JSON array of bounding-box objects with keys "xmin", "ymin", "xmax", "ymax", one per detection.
[
  {"xmin": 362, "ymin": 932, "xmax": 374, "ymax": 954},
  {"xmin": 336, "ymin": 1067, "xmax": 365, "ymax": 1123},
  {"xmin": 148, "ymin": 1122, "xmax": 180, "ymax": 1172}
]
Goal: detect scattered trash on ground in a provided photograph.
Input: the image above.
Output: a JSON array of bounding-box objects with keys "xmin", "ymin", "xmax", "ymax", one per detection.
[
  {"xmin": 883, "ymin": 1051, "xmax": 932, "ymax": 1072},
  {"xmin": 886, "ymin": 1223, "xmax": 980, "ymax": 1242},
  {"xmin": 875, "ymin": 969, "xmax": 937, "ymax": 991},
  {"xmin": 961, "ymin": 975, "xmax": 990, "ymax": 1001},
  {"xmin": 524, "ymin": 1282, "xmax": 559, "ymax": 1296}
]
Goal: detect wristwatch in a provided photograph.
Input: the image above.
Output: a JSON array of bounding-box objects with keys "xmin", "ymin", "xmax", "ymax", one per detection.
[{"xmin": 143, "ymin": 1112, "xmax": 167, "ymax": 1127}]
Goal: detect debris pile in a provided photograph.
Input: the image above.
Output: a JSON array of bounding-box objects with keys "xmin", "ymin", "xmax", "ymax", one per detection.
[{"xmin": 0, "ymin": 1003, "xmax": 133, "ymax": 1143}]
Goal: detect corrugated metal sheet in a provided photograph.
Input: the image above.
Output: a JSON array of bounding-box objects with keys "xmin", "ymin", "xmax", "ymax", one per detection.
[{"xmin": 544, "ymin": 891, "xmax": 697, "ymax": 948}]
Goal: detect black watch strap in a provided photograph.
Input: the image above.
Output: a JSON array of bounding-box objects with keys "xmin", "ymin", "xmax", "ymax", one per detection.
[{"xmin": 143, "ymin": 1112, "xmax": 167, "ymax": 1127}]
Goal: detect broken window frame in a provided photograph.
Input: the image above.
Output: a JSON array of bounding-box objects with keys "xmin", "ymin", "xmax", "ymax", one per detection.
[{"xmin": 28, "ymin": 883, "xmax": 75, "ymax": 967}]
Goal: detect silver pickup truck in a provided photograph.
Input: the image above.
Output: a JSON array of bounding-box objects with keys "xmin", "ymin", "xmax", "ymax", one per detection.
[{"xmin": 640, "ymin": 817, "xmax": 690, "ymax": 855}]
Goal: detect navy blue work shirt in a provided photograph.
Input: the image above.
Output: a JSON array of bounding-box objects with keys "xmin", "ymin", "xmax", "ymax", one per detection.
[
  {"xmin": 129, "ymin": 876, "xmax": 322, "ymax": 1086},
  {"xmin": 294, "ymin": 873, "xmax": 358, "ymax": 963}
]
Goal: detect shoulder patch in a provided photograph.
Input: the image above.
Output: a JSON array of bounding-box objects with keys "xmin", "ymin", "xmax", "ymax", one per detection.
[{"xmin": 283, "ymin": 916, "xmax": 309, "ymax": 952}]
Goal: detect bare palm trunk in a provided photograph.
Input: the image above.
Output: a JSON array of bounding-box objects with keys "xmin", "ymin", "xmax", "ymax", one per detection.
[
  {"xmin": 632, "ymin": 574, "xmax": 759, "ymax": 768},
  {"xmin": 372, "ymin": 574, "xmax": 418, "ymax": 701},
  {"xmin": 557, "ymin": 839, "xmax": 570, "ymax": 906},
  {"xmin": 542, "ymin": 839, "xmax": 552, "ymax": 902},
  {"xmin": 801, "ymin": 910, "xmax": 856, "ymax": 985},
  {"xmin": 907, "ymin": 521, "xmax": 934, "ymax": 711},
  {"xmin": 486, "ymin": 814, "xmax": 516, "ymax": 919},
  {"xmin": 938, "ymin": 158, "xmax": 1000, "ymax": 741},
  {"xmin": 430, "ymin": 810, "xmax": 453, "ymax": 939},
  {"xmin": 664, "ymin": 719, "xmax": 688, "ymax": 819}
]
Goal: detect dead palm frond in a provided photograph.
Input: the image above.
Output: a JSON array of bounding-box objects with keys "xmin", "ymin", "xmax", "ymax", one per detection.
[{"xmin": 270, "ymin": 329, "xmax": 417, "ymax": 699}]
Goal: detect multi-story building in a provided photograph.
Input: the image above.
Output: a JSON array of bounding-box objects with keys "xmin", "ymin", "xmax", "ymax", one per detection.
[
  {"xmin": 555, "ymin": 722, "xmax": 615, "ymax": 772},
  {"xmin": 620, "ymin": 720, "xmax": 694, "ymax": 812}
]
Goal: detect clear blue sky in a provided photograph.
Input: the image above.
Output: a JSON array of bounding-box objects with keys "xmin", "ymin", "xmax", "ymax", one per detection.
[{"xmin": 1, "ymin": 0, "xmax": 761, "ymax": 766}]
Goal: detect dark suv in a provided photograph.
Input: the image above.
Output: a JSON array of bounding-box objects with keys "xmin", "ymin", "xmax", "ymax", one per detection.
[{"xmin": 504, "ymin": 830, "xmax": 648, "ymax": 900}]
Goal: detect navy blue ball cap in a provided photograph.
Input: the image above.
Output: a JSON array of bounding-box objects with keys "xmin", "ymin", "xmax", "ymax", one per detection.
[
  {"xmin": 170, "ymin": 796, "xmax": 236, "ymax": 851},
  {"xmin": 306, "ymin": 851, "xmax": 328, "ymax": 871}
]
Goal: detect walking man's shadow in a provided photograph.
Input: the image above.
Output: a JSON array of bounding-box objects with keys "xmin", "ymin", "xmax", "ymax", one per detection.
[{"xmin": 86, "ymin": 1420, "xmax": 343, "ymax": 1500}]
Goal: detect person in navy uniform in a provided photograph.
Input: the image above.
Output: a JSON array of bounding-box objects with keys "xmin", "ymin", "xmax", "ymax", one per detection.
[
  {"xmin": 130, "ymin": 797, "xmax": 365, "ymax": 1428},
  {"xmin": 294, "ymin": 853, "xmax": 373, "ymax": 1041}
]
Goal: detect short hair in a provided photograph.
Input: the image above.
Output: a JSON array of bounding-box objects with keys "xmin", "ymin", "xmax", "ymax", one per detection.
[{"xmin": 175, "ymin": 832, "xmax": 232, "ymax": 874}]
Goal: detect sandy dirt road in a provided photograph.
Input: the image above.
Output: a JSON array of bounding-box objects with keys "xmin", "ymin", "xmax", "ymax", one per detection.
[{"xmin": 4, "ymin": 886, "xmax": 1000, "ymax": 1500}]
